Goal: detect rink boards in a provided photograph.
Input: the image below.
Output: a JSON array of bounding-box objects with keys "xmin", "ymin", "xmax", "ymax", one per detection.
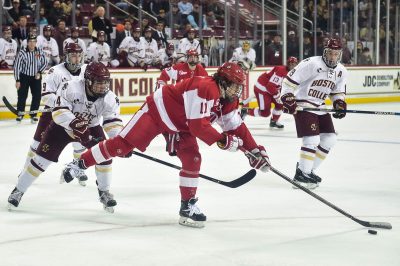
[{"xmin": 0, "ymin": 66, "xmax": 399, "ymax": 119}]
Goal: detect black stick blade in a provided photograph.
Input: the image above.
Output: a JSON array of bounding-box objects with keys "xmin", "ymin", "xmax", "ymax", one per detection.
[
  {"xmin": 222, "ymin": 169, "xmax": 257, "ymax": 188},
  {"xmin": 2, "ymin": 96, "xmax": 19, "ymax": 116},
  {"xmin": 367, "ymin": 222, "xmax": 392, "ymax": 229}
]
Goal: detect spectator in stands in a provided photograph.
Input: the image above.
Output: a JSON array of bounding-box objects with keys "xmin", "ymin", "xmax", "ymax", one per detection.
[
  {"xmin": 8, "ymin": 0, "xmax": 24, "ymax": 22},
  {"xmin": 1, "ymin": 9, "xmax": 18, "ymax": 27},
  {"xmin": 178, "ymin": 0, "xmax": 193, "ymax": 23},
  {"xmin": 39, "ymin": 7, "xmax": 49, "ymax": 26},
  {"xmin": 12, "ymin": 16, "xmax": 28, "ymax": 46},
  {"xmin": 166, "ymin": 4, "xmax": 183, "ymax": 30},
  {"xmin": 53, "ymin": 19, "xmax": 68, "ymax": 59},
  {"xmin": 358, "ymin": 47, "xmax": 372, "ymax": 65},
  {"xmin": 48, "ymin": 0, "xmax": 65, "ymax": 27},
  {"xmin": 152, "ymin": 21, "xmax": 168, "ymax": 48},
  {"xmin": 287, "ymin": 30, "xmax": 299, "ymax": 58},
  {"xmin": 317, "ymin": 36, "xmax": 329, "ymax": 55},
  {"xmin": 147, "ymin": 0, "xmax": 161, "ymax": 17},
  {"xmin": 359, "ymin": 21, "xmax": 371, "ymax": 41},
  {"xmin": 92, "ymin": 6, "xmax": 113, "ymax": 46},
  {"xmin": 115, "ymin": 0, "xmax": 129, "ymax": 12},
  {"xmin": 303, "ymin": 35, "xmax": 313, "ymax": 59},
  {"xmin": 156, "ymin": 9, "xmax": 168, "ymax": 26},
  {"xmin": 19, "ymin": 26, "xmax": 38, "ymax": 49},
  {"xmin": 341, "ymin": 37, "xmax": 352, "ymax": 64},
  {"xmin": 141, "ymin": 17, "xmax": 150, "ymax": 36},
  {"xmin": 254, "ymin": 33, "xmax": 271, "ymax": 65},
  {"xmin": 67, "ymin": 6, "xmax": 83, "ymax": 27},
  {"xmin": 205, "ymin": 10, "xmax": 216, "ymax": 28},
  {"xmin": 61, "ymin": 0, "xmax": 73, "ymax": 17},
  {"xmin": 207, "ymin": 0, "xmax": 224, "ymax": 20},
  {"xmin": 266, "ymin": 34, "xmax": 282, "ymax": 65},
  {"xmin": 187, "ymin": 3, "xmax": 208, "ymax": 30},
  {"xmin": 115, "ymin": 19, "xmax": 133, "ymax": 53}
]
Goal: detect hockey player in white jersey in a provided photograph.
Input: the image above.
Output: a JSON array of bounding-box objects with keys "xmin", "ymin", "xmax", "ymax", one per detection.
[
  {"xmin": 0, "ymin": 26, "xmax": 18, "ymax": 69},
  {"xmin": 8, "ymin": 62, "xmax": 123, "ymax": 213},
  {"xmin": 280, "ymin": 38, "xmax": 348, "ymax": 189},
  {"xmin": 116, "ymin": 27, "xmax": 145, "ymax": 67},
  {"xmin": 19, "ymin": 42, "xmax": 88, "ymax": 185},
  {"xmin": 37, "ymin": 25, "xmax": 60, "ymax": 68},
  {"xmin": 230, "ymin": 40, "xmax": 256, "ymax": 69},
  {"xmin": 86, "ymin": 31, "xmax": 111, "ymax": 66},
  {"xmin": 63, "ymin": 27, "xmax": 87, "ymax": 58},
  {"xmin": 176, "ymin": 28, "xmax": 201, "ymax": 62},
  {"xmin": 155, "ymin": 42, "xmax": 176, "ymax": 69},
  {"xmin": 140, "ymin": 28, "xmax": 159, "ymax": 70}
]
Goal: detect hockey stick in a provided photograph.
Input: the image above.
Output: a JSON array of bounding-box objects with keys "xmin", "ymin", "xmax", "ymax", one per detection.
[
  {"xmin": 299, "ymin": 106, "xmax": 400, "ymax": 116},
  {"xmin": 240, "ymin": 148, "xmax": 392, "ymax": 229},
  {"xmin": 2, "ymin": 96, "xmax": 53, "ymax": 116},
  {"xmin": 132, "ymin": 151, "xmax": 256, "ymax": 188},
  {"xmin": 240, "ymin": 96, "xmax": 255, "ymax": 106}
]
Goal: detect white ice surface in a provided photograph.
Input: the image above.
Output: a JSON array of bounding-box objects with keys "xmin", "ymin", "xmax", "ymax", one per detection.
[{"xmin": 0, "ymin": 103, "xmax": 399, "ymax": 266}]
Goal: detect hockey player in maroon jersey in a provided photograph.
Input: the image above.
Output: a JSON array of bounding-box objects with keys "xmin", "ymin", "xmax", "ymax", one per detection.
[
  {"xmin": 62, "ymin": 62, "xmax": 271, "ymax": 228},
  {"xmin": 157, "ymin": 48, "xmax": 208, "ymax": 88},
  {"xmin": 240, "ymin": 56, "xmax": 298, "ymax": 128}
]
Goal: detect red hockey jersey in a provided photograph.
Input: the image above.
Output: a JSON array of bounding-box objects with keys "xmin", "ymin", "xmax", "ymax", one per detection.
[
  {"xmin": 147, "ymin": 76, "xmax": 258, "ymax": 150},
  {"xmin": 254, "ymin": 65, "xmax": 288, "ymax": 96},
  {"xmin": 158, "ymin": 62, "xmax": 208, "ymax": 84}
]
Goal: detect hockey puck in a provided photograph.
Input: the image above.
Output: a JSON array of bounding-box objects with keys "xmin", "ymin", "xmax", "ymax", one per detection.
[{"xmin": 368, "ymin": 229, "xmax": 377, "ymax": 235}]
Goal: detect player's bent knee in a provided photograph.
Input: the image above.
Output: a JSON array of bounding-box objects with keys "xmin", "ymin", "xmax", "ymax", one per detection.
[
  {"xmin": 302, "ymin": 135, "xmax": 320, "ymax": 149},
  {"xmin": 259, "ymin": 109, "xmax": 271, "ymax": 117},
  {"xmin": 319, "ymin": 133, "xmax": 337, "ymax": 150},
  {"xmin": 104, "ymin": 136, "xmax": 134, "ymax": 158}
]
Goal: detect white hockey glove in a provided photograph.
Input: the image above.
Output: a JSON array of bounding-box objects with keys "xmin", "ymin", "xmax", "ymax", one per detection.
[
  {"xmin": 217, "ymin": 134, "xmax": 243, "ymax": 152},
  {"xmin": 246, "ymin": 145, "xmax": 271, "ymax": 172}
]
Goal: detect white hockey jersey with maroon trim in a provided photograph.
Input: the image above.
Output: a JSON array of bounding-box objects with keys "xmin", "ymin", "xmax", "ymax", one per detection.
[
  {"xmin": 37, "ymin": 35, "xmax": 60, "ymax": 67},
  {"xmin": 118, "ymin": 36, "xmax": 145, "ymax": 60},
  {"xmin": 0, "ymin": 38, "xmax": 18, "ymax": 67},
  {"xmin": 177, "ymin": 38, "xmax": 201, "ymax": 56},
  {"xmin": 52, "ymin": 78, "xmax": 122, "ymax": 137},
  {"xmin": 41, "ymin": 63, "xmax": 87, "ymax": 107},
  {"xmin": 281, "ymin": 56, "xmax": 347, "ymax": 110},
  {"xmin": 87, "ymin": 42, "xmax": 111, "ymax": 66}
]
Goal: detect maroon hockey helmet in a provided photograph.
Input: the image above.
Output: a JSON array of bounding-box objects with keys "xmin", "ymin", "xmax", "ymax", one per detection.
[
  {"xmin": 97, "ymin": 30, "xmax": 106, "ymax": 43},
  {"xmin": 2, "ymin": 26, "xmax": 12, "ymax": 32},
  {"xmin": 64, "ymin": 42, "xmax": 84, "ymax": 72},
  {"xmin": 167, "ymin": 43, "xmax": 174, "ymax": 50},
  {"xmin": 84, "ymin": 62, "xmax": 111, "ymax": 98},
  {"xmin": 2, "ymin": 26, "xmax": 12, "ymax": 41},
  {"xmin": 43, "ymin": 25, "xmax": 53, "ymax": 32},
  {"xmin": 215, "ymin": 62, "xmax": 246, "ymax": 102},
  {"xmin": 133, "ymin": 27, "xmax": 141, "ymax": 33},
  {"xmin": 323, "ymin": 38, "xmax": 342, "ymax": 68}
]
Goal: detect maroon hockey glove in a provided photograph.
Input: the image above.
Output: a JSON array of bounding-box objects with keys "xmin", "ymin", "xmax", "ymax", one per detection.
[
  {"xmin": 246, "ymin": 145, "xmax": 271, "ymax": 172},
  {"xmin": 217, "ymin": 134, "xmax": 243, "ymax": 152},
  {"xmin": 0, "ymin": 60, "xmax": 9, "ymax": 69},
  {"xmin": 332, "ymin": 99, "xmax": 347, "ymax": 119},
  {"xmin": 281, "ymin": 93, "xmax": 297, "ymax": 114},
  {"xmin": 69, "ymin": 118, "xmax": 90, "ymax": 145}
]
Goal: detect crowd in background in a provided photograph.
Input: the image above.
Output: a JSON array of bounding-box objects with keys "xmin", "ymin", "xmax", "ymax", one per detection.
[{"xmin": 1, "ymin": 0, "xmax": 398, "ymax": 68}]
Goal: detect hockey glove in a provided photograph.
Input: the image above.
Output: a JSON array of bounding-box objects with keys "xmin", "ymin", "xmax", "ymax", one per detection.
[
  {"xmin": 217, "ymin": 134, "xmax": 243, "ymax": 152},
  {"xmin": 69, "ymin": 118, "xmax": 90, "ymax": 145},
  {"xmin": 118, "ymin": 150, "xmax": 133, "ymax": 158},
  {"xmin": 246, "ymin": 145, "xmax": 271, "ymax": 172},
  {"xmin": 165, "ymin": 133, "xmax": 179, "ymax": 156},
  {"xmin": 332, "ymin": 99, "xmax": 347, "ymax": 119},
  {"xmin": 281, "ymin": 93, "xmax": 297, "ymax": 114}
]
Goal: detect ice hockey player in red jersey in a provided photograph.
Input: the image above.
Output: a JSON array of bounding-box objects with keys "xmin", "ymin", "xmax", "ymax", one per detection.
[
  {"xmin": 241, "ymin": 56, "xmax": 298, "ymax": 128},
  {"xmin": 157, "ymin": 48, "xmax": 208, "ymax": 88},
  {"xmin": 62, "ymin": 62, "xmax": 271, "ymax": 228}
]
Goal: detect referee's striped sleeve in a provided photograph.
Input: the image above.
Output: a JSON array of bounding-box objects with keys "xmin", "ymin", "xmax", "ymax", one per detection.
[
  {"xmin": 13, "ymin": 50, "xmax": 24, "ymax": 81},
  {"xmin": 38, "ymin": 50, "xmax": 47, "ymax": 73}
]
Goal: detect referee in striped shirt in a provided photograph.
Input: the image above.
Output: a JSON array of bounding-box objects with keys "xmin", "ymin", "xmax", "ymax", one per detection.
[{"xmin": 14, "ymin": 33, "xmax": 47, "ymax": 123}]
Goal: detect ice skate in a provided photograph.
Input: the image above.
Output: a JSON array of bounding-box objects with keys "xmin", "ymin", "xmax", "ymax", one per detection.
[
  {"xmin": 61, "ymin": 159, "xmax": 87, "ymax": 184},
  {"xmin": 7, "ymin": 187, "xmax": 24, "ymax": 210},
  {"xmin": 179, "ymin": 198, "xmax": 206, "ymax": 228},
  {"xmin": 269, "ymin": 119, "xmax": 284, "ymax": 129},
  {"xmin": 98, "ymin": 189, "xmax": 117, "ymax": 213},
  {"xmin": 240, "ymin": 107, "xmax": 249, "ymax": 120},
  {"xmin": 16, "ymin": 116, "xmax": 23, "ymax": 123},
  {"xmin": 293, "ymin": 167, "xmax": 318, "ymax": 190},
  {"xmin": 30, "ymin": 117, "xmax": 38, "ymax": 124},
  {"xmin": 309, "ymin": 171, "xmax": 322, "ymax": 186}
]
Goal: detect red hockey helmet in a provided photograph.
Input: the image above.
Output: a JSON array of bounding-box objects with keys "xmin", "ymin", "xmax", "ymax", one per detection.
[
  {"xmin": 287, "ymin": 56, "xmax": 298, "ymax": 70},
  {"xmin": 64, "ymin": 42, "xmax": 84, "ymax": 72},
  {"xmin": 84, "ymin": 62, "xmax": 111, "ymax": 98},
  {"xmin": 186, "ymin": 49, "xmax": 199, "ymax": 66},
  {"xmin": 215, "ymin": 62, "xmax": 246, "ymax": 102},
  {"xmin": 323, "ymin": 38, "xmax": 342, "ymax": 68}
]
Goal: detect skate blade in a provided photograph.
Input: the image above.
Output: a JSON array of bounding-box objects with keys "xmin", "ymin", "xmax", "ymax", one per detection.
[
  {"xmin": 179, "ymin": 217, "xmax": 205, "ymax": 228},
  {"xmin": 7, "ymin": 203, "xmax": 16, "ymax": 211},
  {"xmin": 78, "ymin": 180, "xmax": 87, "ymax": 186},
  {"xmin": 103, "ymin": 206, "xmax": 115, "ymax": 213},
  {"xmin": 292, "ymin": 181, "xmax": 318, "ymax": 190}
]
